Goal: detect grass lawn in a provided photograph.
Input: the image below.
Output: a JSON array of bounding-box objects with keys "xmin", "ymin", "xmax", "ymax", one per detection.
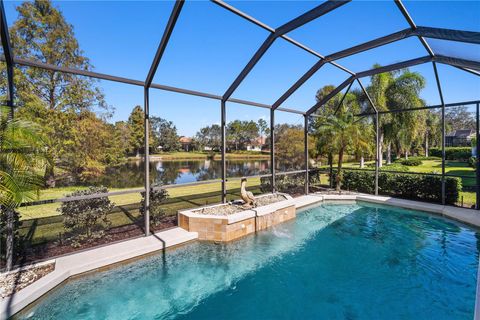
[
  {"xmin": 459, "ymin": 191, "xmax": 476, "ymax": 208},
  {"xmin": 18, "ymin": 177, "xmax": 262, "ymax": 220},
  {"xmin": 18, "ymin": 178, "xmax": 264, "ymax": 246}
]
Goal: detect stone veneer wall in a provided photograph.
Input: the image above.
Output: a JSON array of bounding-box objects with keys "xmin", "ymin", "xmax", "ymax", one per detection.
[{"xmin": 178, "ymin": 205, "xmax": 296, "ymax": 242}]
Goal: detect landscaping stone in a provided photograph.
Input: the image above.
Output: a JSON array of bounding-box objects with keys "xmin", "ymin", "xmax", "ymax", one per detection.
[
  {"xmin": 192, "ymin": 194, "xmax": 287, "ymax": 216},
  {"xmin": 0, "ymin": 263, "xmax": 55, "ymax": 299}
]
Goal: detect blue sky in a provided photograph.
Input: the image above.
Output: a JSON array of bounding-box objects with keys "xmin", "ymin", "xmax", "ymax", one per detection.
[{"xmin": 4, "ymin": 0, "xmax": 480, "ymax": 136}]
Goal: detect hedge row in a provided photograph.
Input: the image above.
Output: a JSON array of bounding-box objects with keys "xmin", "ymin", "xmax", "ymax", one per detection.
[
  {"xmin": 429, "ymin": 147, "xmax": 472, "ymax": 160},
  {"xmin": 399, "ymin": 159, "xmax": 422, "ymax": 166},
  {"xmin": 335, "ymin": 170, "xmax": 461, "ymax": 204}
]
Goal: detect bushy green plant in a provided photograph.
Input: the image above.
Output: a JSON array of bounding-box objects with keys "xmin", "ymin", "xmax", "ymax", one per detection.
[
  {"xmin": 400, "ymin": 159, "xmax": 422, "ymax": 166},
  {"xmin": 260, "ymin": 173, "xmax": 305, "ymax": 194},
  {"xmin": 59, "ymin": 186, "xmax": 114, "ymax": 246},
  {"xmin": 333, "ymin": 170, "xmax": 461, "ymax": 204},
  {"xmin": 383, "ymin": 164, "xmax": 410, "ymax": 172},
  {"xmin": 367, "ymin": 163, "xmax": 410, "ymax": 172},
  {"xmin": 395, "ymin": 156, "xmax": 440, "ymax": 162},
  {"xmin": 260, "ymin": 171, "xmax": 321, "ymax": 194},
  {"xmin": 140, "ymin": 187, "xmax": 170, "ymax": 227},
  {"xmin": 469, "ymin": 156, "xmax": 477, "ymax": 169},
  {"xmin": 430, "ymin": 147, "xmax": 472, "ymax": 160}
]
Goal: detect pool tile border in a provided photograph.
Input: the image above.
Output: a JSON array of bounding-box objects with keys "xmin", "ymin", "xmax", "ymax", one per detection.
[{"xmin": 2, "ymin": 193, "xmax": 480, "ymax": 319}]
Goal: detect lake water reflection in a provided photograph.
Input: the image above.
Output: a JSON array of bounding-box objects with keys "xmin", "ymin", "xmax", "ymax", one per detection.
[{"xmin": 88, "ymin": 159, "xmax": 271, "ymax": 188}]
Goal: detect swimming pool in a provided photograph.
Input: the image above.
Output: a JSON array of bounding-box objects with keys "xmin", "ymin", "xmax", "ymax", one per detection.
[{"xmin": 18, "ymin": 201, "xmax": 479, "ymax": 319}]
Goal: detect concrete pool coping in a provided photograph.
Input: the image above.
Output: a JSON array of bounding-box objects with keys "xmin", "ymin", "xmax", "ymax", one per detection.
[{"xmin": 2, "ymin": 193, "xmax": 480, "ymax": 318}]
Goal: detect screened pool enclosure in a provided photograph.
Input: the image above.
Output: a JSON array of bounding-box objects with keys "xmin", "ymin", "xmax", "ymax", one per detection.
[{"xmin": 1, "ymin": 0, "xmax": 479, "ymax": 245}]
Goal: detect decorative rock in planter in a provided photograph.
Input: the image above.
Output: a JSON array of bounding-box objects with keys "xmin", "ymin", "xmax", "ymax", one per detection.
[{"xmin": 178, "ymin": 193, "xmax": 296, "ymax": 242}]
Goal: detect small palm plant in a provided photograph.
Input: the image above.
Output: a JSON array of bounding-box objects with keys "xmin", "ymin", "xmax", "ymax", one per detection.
[
  {"xmin": 316, "ymin": 109, "xmax": 372, "ymax": 192},
  {"xmin": 0, "ymin": 106, "xmax": 44, "ymax": 270}
]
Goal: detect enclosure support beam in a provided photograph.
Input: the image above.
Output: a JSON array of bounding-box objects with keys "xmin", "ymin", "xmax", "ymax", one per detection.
[
  {"xmin": 334, "ymin": 81, "xmax": 354, "ymax": 115},
  {"xmin": 222, "ymin": 0, "xmax": 350, "ymax": 101},
  {"xmin": 357, "ymin": 79, "xmax": 379, "ymax": 195},
  {"xmin": 0, "ymin": 0, "xmax": 14, "ymax": 110},
  {"xmin": 375, "ymin": 113, "xmax": 380, "ymax": 196},
  {"xmin": 306, "ymin": 76, "xmax": 355, "ymax": 115},
  {"xmin": 270, "ymin": 108, "xmax": 276, "ymax": 193},
  {"xmin": 304, "ymin": 115, "xmax": 309, "ymax": 195},
  {"xmin": 144, "ymin": 87, "xmax": 151, "ymax": 236},
  {"xmin": 476, "ymin": 103, "xmax": 480, "ymax": 209},
  {"xmin": 145, "ymin": 0, "xmax": 184, "ymax": 87},
  {"xmin": 221, "ymin": 101, "xmax": 227, "ymax": 203},
  {"xmin": 356, "ymin": 100, "xmax": 480, "ymax": 116},
  {"xmin": 394, "ymin": 0, "xmax": 435, "ymax": 57},
  {"xmin": 432, "ymin": 62, "xmax": 446, "ymax": 205},
  {"xmin": 3, "ymin": 56, "xmax": 306, "ymax": 115},
  {"xmin": 434, "ymin": 56, "xmax": 480, "ymax": 72},
  {"xmin": 142, "ymin": 0, "xmax": 184, "ymax": 237},
  {"xmin": 272, "ymin": 60, "xmax": 326, "ymax": 110},
  {"xmin": 211, "ymin": 0, "xmax": 355, "ymax": 77}
]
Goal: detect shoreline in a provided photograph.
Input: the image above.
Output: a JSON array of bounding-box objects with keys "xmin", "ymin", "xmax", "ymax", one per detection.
[{"xmin": 128, "ymin": 152, "xmax": 270, "ymax": 161}]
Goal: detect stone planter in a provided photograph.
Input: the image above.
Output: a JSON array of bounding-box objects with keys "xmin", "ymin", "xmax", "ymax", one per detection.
[{"xmin": 178, "ymin": 193, "xmax": 296, "ymax": 242}]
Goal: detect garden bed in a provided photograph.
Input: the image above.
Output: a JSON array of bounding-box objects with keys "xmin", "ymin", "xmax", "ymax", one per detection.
[{"xmin": 7, "ymin": 215, "xmax": 177, "ymax": 267}]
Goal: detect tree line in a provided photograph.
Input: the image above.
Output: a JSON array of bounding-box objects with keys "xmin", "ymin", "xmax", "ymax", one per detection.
[{"xmin": 312, "ymin": 66, "xmax": 475, "ymax": 190}]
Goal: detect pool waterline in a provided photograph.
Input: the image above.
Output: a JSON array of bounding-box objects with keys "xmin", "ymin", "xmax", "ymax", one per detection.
[{"xmin": 15, "ymin": 200, "xmax": 480, "ymax": 320}]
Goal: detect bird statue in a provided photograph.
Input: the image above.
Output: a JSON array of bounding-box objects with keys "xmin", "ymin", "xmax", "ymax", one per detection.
[{"xmin": 240, "ymin": 177, "xmax": 257, "ymax": 208}]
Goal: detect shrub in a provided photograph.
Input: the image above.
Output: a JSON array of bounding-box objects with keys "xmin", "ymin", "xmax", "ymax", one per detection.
[
  {"xmin": 141, "ymin": 187, "xmax": 170, "ymax": 227},
  {"xmin": 381, "ymin": 164, "xmax": 410, "ymax": 172},
  {"xmin": 59, "ymin": 186, "xmax": 114, "ymax": 246},
  {"xmin": 400, "ymin": 159, "xmax": 422, "ymax": 166},
  {"xmin": 430, "ymin": 147, "xmax": 472, "ymax": 160},
  {"xmin": 333, "ymin": 170, "xmax": 461, "ymax": 204},
  {"xmin": 367, "ymin": 162, "xmax": 410, "ymax": 172},
  {"xmin": 395, "ymin": 156, "xmax": 440, "ymax": 162},
  {"xmin": 469, "ymin": 156, "xmax": 477, "ymax": 169},
  {"xmin": 260, "ymin": 171, "xmax": 321, "ymax": 194}
]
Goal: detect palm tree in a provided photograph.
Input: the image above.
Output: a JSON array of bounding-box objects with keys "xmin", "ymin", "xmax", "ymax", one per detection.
[
  {"xmin": 0, "ymin": 106, "xmax": 44, "ymax": 270},
  {"xmin": 316, "ymin": 108, "xmax": 372, "ymax": 191},
  {"xmin": 425, "ymin": 111, "xmax": 441, "ymax": 157},
  {"xmin": 386, "ymin": 70, "xmax": 426, "ymax": 159},
  {"xmin": 365, "ymin": 67, "xmax": 426, "ymax": 164},
  {"xmin": 366, "ymin": 68, "xmax": 394, "ymax": 167}
]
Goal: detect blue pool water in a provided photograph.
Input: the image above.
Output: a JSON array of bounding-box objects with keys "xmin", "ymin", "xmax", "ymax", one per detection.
[{"xmin": 19, "ymin": 202, "xmax": 479, "ymax": 319}]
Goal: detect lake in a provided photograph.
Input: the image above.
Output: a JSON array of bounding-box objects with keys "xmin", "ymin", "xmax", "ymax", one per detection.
[{"xmin": 86, "ymin": 159, "xmax": 271, "ymax": 189}]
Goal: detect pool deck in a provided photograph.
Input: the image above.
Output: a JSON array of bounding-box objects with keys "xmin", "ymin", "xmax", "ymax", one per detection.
[{"xmin": 2, "ymin": 193, "xmax": 480, "ymax": 318}]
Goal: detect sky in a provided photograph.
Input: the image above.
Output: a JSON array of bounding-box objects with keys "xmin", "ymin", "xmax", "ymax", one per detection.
[{"xmin": 3, "ymin": 0, "xmax": 480, "ymax": 137}]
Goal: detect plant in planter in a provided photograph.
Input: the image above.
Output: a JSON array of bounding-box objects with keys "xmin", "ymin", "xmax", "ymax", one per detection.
[
  {"xmin": 140, "ymin": 187, "xmax": 170, "ymax": 227},
  {"xmin": 59, "ymin": 186, "xmax": 114, "ymax": 247}
]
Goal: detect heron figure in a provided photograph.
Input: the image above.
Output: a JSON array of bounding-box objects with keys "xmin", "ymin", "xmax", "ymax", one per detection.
[{"xmin": 240, "ymin": 177, "xmax": 257, "ymax": 208}]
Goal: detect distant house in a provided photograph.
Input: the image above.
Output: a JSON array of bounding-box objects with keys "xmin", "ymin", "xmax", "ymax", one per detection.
[
  {"xmin": 246, "ymin": 136, "xmax": 266, "ymax": 152},
  {"xmin": 445, "ymin": 129, "xmax": 475, "ymax": 147},
  {"xmin": 179, "ymin": 136, "xmax": 193, "ymax": 152}
]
